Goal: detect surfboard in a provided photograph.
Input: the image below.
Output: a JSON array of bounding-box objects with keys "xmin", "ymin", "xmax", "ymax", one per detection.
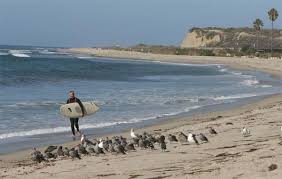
[{"xmin": 60, "ymin": 101, "xmax": 99, "ymax": 118}]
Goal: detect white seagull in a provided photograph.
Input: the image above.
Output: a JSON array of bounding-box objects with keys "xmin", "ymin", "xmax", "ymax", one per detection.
[
  {"xmin": 130, "ymin": 128, "xmax": 138, "ymax": 138},
  {"xmin": 98, "ymin": 139, "xmax": 104, "ymax": 149},
  {"xmin": 188, "ymin": 132, "xmax": 199, "ymax": 145},
  {"xmin": 81, "ymin": 134, "xmax": 86, "ymax": 143},
  {"xmin": 241, "ymin": 127, "xmax": 251, "ymax": 137}
]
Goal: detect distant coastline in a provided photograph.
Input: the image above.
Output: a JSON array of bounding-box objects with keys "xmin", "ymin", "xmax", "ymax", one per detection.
[{"xmin": 61, "ymin": 48, "xmax": 282, "ymax": 77}]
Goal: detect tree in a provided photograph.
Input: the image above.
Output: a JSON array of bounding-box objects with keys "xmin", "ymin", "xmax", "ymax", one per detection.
[
  {"xmin": 253, "ymin": 18, "xmax": 264, "ymax": 51},
  {"xmin": 268, "ymin": 8, "xmax": 279, "ymax": 56}
]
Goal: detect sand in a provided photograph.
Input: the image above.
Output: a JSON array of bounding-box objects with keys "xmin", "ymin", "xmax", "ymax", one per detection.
[{"xmin": 1, "ymin": 49, "xmax": 282, "ymax": 179}]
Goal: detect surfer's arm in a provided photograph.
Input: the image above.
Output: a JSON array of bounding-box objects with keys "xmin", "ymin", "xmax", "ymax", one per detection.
[{"xmin": 76, "ymin": 98, "xmax": 86, "ymax": 116}]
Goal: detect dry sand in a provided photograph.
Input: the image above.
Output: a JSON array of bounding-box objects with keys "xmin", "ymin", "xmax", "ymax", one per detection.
[{"xmin": 1, "ymin": 49, "xmax": 282, "ymax": 179}]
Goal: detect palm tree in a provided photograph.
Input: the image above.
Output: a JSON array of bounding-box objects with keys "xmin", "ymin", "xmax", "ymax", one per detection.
[
  {"xmin": 268, "ymin": 8, "xmax": 279, "ymax": 56},
  {"xmin": 253, "ymin": 18, "xmax": 264, "ymax": 51}
]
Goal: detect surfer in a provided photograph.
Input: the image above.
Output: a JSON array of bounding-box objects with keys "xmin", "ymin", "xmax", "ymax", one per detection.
[{"xmin": 66, "ymin": 91, "xmax": 85, "ymax": 137}]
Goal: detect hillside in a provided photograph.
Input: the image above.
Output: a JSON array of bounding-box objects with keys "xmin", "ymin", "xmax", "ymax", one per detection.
[{"xmin": 181, "ymin": 27, "xmax": 282, "ymax": 50}]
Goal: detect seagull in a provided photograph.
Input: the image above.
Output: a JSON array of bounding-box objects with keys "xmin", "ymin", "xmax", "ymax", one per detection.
[
  {"xmin": 157, "ymin": 135, "xmax": 165, "ymax": 144},
  {"xmin": 130, "ymin": 128, "xmax": 138, "ymax": 138},
  {"xmin": 98, "ymin": 139, "xmax": 110, "ymax": 151},
  {"xmin": 241, "ymin": 127, "xmax": 251, "ymax": 137},
  {"xmin": 63, "ymin": 147, "xmax": 70, "ymax": 157},
  {"xmin": 57, "ymin": 146, "xmax": 64, "ymax": 157},
  {"xmin": 188, "ymin": 132, "xmax": 199, "ymax": 145},
  {"xmin": 44, "ymin": 145, "xmax": 57, "ymax": 153},
  {"xmin": 94, "ymin": 143, "xmax": 105, "ymax": 154},
  {"xmin": 178, "ymin": 132, "xmax": 188, "ymax": 144},
  {"xmin": 168, "ymin": 134, "xmax": 178, "ymax": 143},
  {"xmin": 69, "ymin": 148, "xmax": 81, "ymax": 160},
  {"xmin": 108, "ymin": 143, "xmax": 116, "ymax": 153},
  {"xmin": 31, "ymin": 148, "xmax": 45, "ymax": 163},
  {"xmin": 85, "ymin": 145, "xmax": 95, "ymax": 154},
  {"xmin": 125, "ymin": 143, "xmax": 136, "ymax": 151},
  {"xmin": 208, "ymin": 127, "xmax": 217, "ymax": 135},
  {"xmin": 160, "ymin": 141, "xmax": 167, "ymax": 152},
  {"xmin": 81, "ymin": 134, "xmax": 95, "ymax": 146},
  {"xmin": 43, "ymin": 152, "xmax": 56, "ymax": 159},
  {"xmin": 198, "ymin": 133, "xmax": 209, "ymax": 143},
  {"xmin": 130, "ymin": 137, "xmax": 140, "ymax": 146},
  {"xmin": 138, "ymin": 138, "xmax": 146, "ymax": 149},
  {"xmin": 76, "ymin": 144, "xmax": 89, "ymax": 155},
  {"xmin": 119, "ymin": 136, "xmax": 128, "ymax": 148},
  {"xmin": 114, "ymin": 143, "xmax": 126, "ymax": 154}
]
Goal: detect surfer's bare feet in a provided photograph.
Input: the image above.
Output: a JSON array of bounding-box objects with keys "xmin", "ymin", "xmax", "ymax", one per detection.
[{"xmin": 76, "ymin": 131, "xmax": 82, "ymax": 136}]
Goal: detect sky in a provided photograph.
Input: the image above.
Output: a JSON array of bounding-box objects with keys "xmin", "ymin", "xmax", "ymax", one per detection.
[{"xmin": 0, "ymin": 0, "xmax": 281, "ymax": 47}]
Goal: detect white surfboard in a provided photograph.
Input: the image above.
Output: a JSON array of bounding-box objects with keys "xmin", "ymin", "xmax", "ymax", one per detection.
[{"xmin": 60, "ymin": 101, "xmax": 99, "ymax": 118}]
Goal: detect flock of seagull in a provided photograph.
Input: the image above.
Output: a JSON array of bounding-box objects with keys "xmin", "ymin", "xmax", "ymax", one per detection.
[{"xmin": 31, "ymin": 126, "xmax": 251, "ymax": 163}]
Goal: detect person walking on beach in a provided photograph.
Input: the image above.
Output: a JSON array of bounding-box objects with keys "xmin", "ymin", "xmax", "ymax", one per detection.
[{"xmin": 66, "ymin": 91, "xmax": 85, "ymax": 137}]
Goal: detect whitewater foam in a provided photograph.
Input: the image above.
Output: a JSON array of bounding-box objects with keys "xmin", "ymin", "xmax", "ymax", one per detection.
[
  {"xmin": 0, "ymin": 105, "xmax": 202, "ymax": 140},
  {"xmin": 213, "ymin": 93, "xmax": 258, "ymax": 101},
  {"xmin": 0, "ymin": 101, "xmax": 63, "ymax": 108},
  {"xmin": 154, "ymin": 61, "xmax": 222, "ymax": 67},
  {"xmin": 240, "ymin": 79, "xmax": 259, "ymax": 86}
]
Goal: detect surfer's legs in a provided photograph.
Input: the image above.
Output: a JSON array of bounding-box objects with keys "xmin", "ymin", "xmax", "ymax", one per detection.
[
  {"xmin": 70, "ymin": 118, "xmax": 76, "ymax": 136},
  {"xmin": 74, "ymin": 118, "xmax": 80, "ymax": 133}
]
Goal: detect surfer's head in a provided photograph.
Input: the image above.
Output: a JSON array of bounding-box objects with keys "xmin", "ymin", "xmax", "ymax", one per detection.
[{"xmin": 69, "ymin": 91, "xmax": 75, "ymax": 99}]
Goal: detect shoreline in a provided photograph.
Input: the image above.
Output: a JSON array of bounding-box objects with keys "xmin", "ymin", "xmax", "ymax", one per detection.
[
  {"xmin": 1, "ymin": 49, "xmax": 282, "ymax": 178},
  {"xmin": 63, "ymin": 48, "xmax": 282, "ymax": 78}
]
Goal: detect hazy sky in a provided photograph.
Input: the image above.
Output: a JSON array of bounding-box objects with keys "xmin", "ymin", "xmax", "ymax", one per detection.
[{"xmin": 0, "ymin": 0, "xmax": 281, "ymax": 47}]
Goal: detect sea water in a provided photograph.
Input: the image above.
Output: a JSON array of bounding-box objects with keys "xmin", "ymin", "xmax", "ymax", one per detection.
[{"xmin": 0, "ymin": 46, "xmax": 282, "ymax": 153}]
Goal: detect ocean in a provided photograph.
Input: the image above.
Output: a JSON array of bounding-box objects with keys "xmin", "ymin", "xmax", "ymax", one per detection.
[{"xmin": 1, "ymin": 46, "xmax": 282, "ymax": 153}]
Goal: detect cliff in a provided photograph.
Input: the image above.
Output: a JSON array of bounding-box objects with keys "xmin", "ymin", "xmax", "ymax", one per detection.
[{"xmin": 181, "ymin": 27, "xmax": 282, "ymax": 49}]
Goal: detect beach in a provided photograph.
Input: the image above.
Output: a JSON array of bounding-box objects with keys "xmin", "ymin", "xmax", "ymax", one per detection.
[
  {"xmin": 1, "ymin": 50, "xmax": 282, "ymax": 179},
  {"xmin": 65, "ymin": 48, "xmax": 282, "ymax": 77}
]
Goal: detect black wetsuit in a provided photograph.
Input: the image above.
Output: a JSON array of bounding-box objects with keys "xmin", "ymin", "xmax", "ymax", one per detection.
[{"xmin": 66, "ymin": 97, "xmax": 85, "ymax": 135}]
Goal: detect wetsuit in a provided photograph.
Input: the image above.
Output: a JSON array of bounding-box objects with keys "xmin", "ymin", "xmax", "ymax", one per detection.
[{"xmin": 66, "ymin": 97, "xmax": 85, "ymax": 135}]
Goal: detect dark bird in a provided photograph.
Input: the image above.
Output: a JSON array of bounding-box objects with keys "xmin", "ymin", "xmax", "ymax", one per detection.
[
  {"xmin": 108, "ymin": 143, "xmax": 116, "ymax": 153},
  {"xmin": 125, "ymin": 143, "xmax": 136, "ymax": 151},
  {"xmin": 198, "ymin": 133, "xmax": 209, "ymax": 143},
  {"xmin": 178, "ymin": 132, "xmax": 188, "ymax": 144},
  {"xmin": 44, "ymin": 145, "xmax": 57, "ymax": 153},
  {"xmin": 76, "ymin": 144, "xmax": 89, "ymax": 155},
  {"xmin": 146, "ymin": 140, "xmax": 155, "ymax": 150},
  {"xmin": 43, "ymin": 152, "xmax": 56, "ymax": 159},
  {"xmin": 160, "ymin": 142, "xmax": 167, "ymax": 152},
  {"xmin": 85, "ymin": 146, "xmax": 95, "ymax": 154},
  {"xmin": 31, "ymin": 148, "xmax": 45, "ymax": 163},
  {"xmin": 57, "ymin": 146, "xmax": 64, "ymax": 157},
  {"xmin": 114, "ymin": 144, "xmax": 126, "ymax": 154},
  {"xmin": 120, "ymin": 137, "xmax": 128, "ymax": 148},
  {"xmin": 63, "ymin": 147, "xmax": 70, "ymax": 157},
  {"xmin": 208, "ymin": 127, "xmax": 217, "ymax": 135},
  {"xmin": 157, "ymin": 135, "xmax": 165, "ymax": 144},
  {"xmin": 69, "ymin": 148, "xmax": 81, "ymax": 160},
  {"xmin": 168, "ymin": 134, "xmax": 178, "ymax": 143},
  {"xmin": 131, "ymin": 137, "xmax": 140, "ymax": 146},
  {"xmin": 138, "ymin": 138, "xmax": 146, "ymax": 149}
]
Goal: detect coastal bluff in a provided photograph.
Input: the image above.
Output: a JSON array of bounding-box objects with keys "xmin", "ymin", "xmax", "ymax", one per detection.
[{"xmin": 181, "ymin": 27, "xmax": 282, "ymax": 49}]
